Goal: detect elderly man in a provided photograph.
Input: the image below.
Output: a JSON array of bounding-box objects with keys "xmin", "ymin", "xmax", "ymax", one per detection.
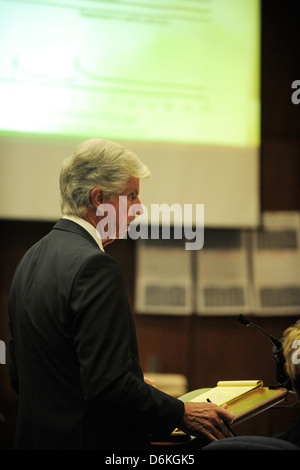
[{"xmin": 8, "ymin": 138, "xmax": 233, "ymax": 450}]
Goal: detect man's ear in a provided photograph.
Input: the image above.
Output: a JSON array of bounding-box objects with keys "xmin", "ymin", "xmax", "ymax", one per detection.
[{"xmin": 90, "ymin": 187, "xmax": 104, "ymax": 208}]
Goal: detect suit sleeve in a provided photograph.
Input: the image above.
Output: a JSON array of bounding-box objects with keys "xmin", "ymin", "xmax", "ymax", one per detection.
[{"xmin": 70, "ymin": 253, "xmax": 184, "ymax": 435}]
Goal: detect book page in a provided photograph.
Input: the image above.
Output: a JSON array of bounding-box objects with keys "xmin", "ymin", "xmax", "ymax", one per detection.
[{"xmin": 191, "ymin": 380, "xmax": 263, "ymax": 406}]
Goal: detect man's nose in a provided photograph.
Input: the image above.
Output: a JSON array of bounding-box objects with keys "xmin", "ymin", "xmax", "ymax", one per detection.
[
  {"xmin": 135, "ymin": 199, "xmax": 143, "ymax": 216},
  {"xmin": 129, "ymin": 200, "xmax": 143, "ymax": 218}
]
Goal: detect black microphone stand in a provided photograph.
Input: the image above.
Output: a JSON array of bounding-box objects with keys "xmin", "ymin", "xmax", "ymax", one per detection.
[{"xmin": 238, "ymin": 314, "xmax": 291, "ymax": 389}]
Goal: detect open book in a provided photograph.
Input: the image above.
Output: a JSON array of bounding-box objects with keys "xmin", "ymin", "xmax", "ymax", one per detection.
[
  {"xmin": 190, "ymin": 380, "xmax": 263, "ymax": 406},
  {"xmin": 153, "ymin": 381, "xmax": 288, "ymax": 444}
]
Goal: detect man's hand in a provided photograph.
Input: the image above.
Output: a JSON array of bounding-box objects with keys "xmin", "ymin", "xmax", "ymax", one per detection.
[{"xmin": 178, "ymin": 402, "xmax": 234, "ymax": 443}]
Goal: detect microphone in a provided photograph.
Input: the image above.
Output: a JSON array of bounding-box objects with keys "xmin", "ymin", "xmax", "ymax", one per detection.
[
  {"xmin": 238, "ymin": 314, "xmax": 290, "ymax": 387},
  {"xmin": 238, "ymin": 314, "xmax": 282, "ymax": 349}
]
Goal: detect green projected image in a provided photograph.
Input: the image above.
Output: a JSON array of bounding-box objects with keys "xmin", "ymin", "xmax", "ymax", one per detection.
[{"xmin": 0, "ymin": 0, "xmax": 260, "ymax": 147}]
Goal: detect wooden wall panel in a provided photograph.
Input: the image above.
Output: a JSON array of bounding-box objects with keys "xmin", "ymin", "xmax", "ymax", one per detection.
[{"xmin": 1, "ymin": 0, "xmax": 300, "ymax": 450}]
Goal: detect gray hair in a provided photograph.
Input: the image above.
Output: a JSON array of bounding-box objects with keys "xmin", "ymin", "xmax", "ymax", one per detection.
[{"xmin": 59, "ymin": 138, "xmax": 150, "ymax": 216}]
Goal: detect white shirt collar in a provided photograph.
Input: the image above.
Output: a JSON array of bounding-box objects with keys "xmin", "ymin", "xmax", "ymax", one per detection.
[{"xmin": 62, "ymin": 215, "xmax": 104, "ymax": 252}]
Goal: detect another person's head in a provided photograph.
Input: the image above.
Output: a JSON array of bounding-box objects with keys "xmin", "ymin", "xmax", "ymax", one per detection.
[
  {"xmin": 59, "ymin": 138, "xmax": 150, "ymax": 242},
  {"xmin": 283, "ymin": 320, "xmax": 300, "ymax": 400}
]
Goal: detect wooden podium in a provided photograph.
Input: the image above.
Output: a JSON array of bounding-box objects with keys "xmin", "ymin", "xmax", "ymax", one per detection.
[{"xmin": 151, "ymin": 386, "xmax": 288, "ymax": 447}]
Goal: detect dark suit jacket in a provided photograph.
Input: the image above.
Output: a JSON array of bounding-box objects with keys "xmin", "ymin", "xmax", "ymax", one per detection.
[{"xmin": 8, "ymin": 219, "xmax": 184, "ymax": 450}]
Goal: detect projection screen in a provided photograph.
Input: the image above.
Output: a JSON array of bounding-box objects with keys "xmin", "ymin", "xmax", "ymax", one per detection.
[{"xmin": 0, "ymin": 0, "xmax": 261, "ymax": 228}]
